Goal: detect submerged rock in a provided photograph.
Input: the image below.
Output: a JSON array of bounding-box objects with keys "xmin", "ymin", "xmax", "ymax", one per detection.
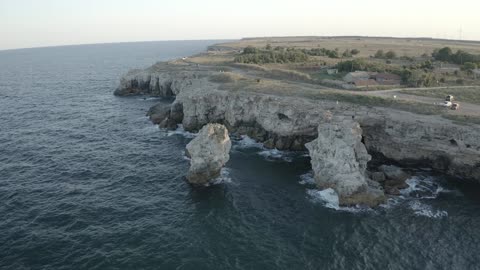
[
  {"xmin": 306, "ymin": 118, "xmax": 385, "ymax": 207},
  {"xmin": 147, "ymin": 103, "xmax": 171, "ymax": 125},
  {"xmin": 185, "ymin": 124, "xmax": 232, "ymax": 185},
  {"xmin": 377, "ymin": 165, "xmax": 410, "ymax": 195}
]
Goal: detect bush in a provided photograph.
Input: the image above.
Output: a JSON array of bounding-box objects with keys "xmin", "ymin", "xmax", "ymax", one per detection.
[
  {"xmin": 351, "ymin": 49, "xmax": 360, "ymax": 55},
  {"xmin": 385, "ymin": 50, "xmax": 397, "ymax": 59},
  {"xmin": 461, "ymin": 62, "xmax": 478, "ymax": 73},
  {"xmin": 374, "ymin": 50, "xmax": 385, "ymax": 58}
]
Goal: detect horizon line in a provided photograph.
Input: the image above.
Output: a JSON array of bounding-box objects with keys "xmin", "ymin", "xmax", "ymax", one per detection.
[{"xmin": 2, "ymin": 35, "xmax": 480, "ymax": 52}]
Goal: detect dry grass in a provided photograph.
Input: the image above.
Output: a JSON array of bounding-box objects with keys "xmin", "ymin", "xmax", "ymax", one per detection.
[
  {"xmin": 213, "ymin": 36, "xmax": 480, "ymax": 58},
  {"xmin": 231, "ymin": 63, "xmax": 312, "ymax": 81},
  {"xmin": 219, "ymin": 78, "xmax": 444, "ymax": 115},
  {"xmin": 186, "ymin": 52, "xmax": 234, "ymax": 65},
  {"xmin": 209, "ymin": 72, "xmax": 245, "ymax": 83}
]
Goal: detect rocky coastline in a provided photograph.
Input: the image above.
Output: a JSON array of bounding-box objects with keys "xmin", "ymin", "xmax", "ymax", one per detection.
[{"xmin": 115, "ymin": 61, "xmax": 480, "ymax": 205}]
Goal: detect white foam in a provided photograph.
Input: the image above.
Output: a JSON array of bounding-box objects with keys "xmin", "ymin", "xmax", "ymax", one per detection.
[
  {"xmin": 409, "ymin": 201, "xmax": 448, "ymax": 218},
  {"xmin": 138, "ymin": 97, "xmax": 161, "ymax": 101},
  {"xmin": 299, "ymin": 171, "xmax": 315, "ymax": 185},
  {"xmin": 233, "ymin": 135, "xmax": 264, "ymax": 149},
  {"xmin": 182, "ymin": 150, "xmax": 191, "ymax": 161},
  {"xmin": 258, "ymin": 149, "xmax": 293, "ymax": 162},
  {"xmin": 208, "ymin": 168, "xmax": 233, "ymax": 186},
  {"xmin": 400, "ymin": 175, "xmax": 450, "ymax": 199},
  {"xmin": 167, "ymin": 124, "xmax": 197, "ymax": 138},
  {"xmin": 307, "ymin": 188, "xmax": 340, "ymax": 210}
]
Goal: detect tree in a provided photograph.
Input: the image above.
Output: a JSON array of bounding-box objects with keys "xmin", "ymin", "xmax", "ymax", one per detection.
[
  {"xmin": 266, "ymin": 44, "xmax": 272, "ymax": 50},
  {"xmin": 385, "ymin": 50, "xmax": 397, "ymax": 59},
  {"xmin": 350, "ymin": 49, "xmax": 360, "ymax": 55},
  {"xmin": 243, "ymin": 46, "xmax": 257, "ymax": 54},
  {"xmin": 432, "ymin": 47, "xmax": 453, "ymax": 62},
  {"xmin": 461, "ymin": 62, "xmax": 478, "ymax": 74}
]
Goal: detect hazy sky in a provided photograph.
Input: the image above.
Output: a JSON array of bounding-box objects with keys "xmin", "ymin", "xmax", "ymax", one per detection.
[{"xmin": 1, "ymin": 0, "xmax": 480, "ymax": 50}]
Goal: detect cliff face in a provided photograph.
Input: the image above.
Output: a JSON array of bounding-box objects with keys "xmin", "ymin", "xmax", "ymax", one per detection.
[
  {"xmin": 115, "ymin": 67, "xmax": 480, "ymax": 183},
  {"xmin": 186, "ymin": 124, "xmax": 232, "ymax": 185},
  {"xmin": 305, "ymin": 119, "xmax": 385, "ymax": 206}
]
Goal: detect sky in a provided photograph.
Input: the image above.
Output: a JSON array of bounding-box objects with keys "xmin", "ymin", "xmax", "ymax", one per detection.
[{"xmin": 1, "ymin": 0, "xmax": 480, "ymax": 50}]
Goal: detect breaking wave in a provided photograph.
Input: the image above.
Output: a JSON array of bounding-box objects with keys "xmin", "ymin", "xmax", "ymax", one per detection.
[
  {"xmin": 299, "ymin": 171, "xmax": 315, "ymax": 185},
  {"xmin": 208, "ymin": 168, "xmax": 233, "ymax": 186},
  {"xmin": 408, "ymin": 200, "xmax": 448, "ymax": 218},
  {"xmin": 232, "ymin": 135, "xmax": 295, "ymax": 162},
  {"xmin": 167, "ymin": 124, "xmax": 197, "ymax": 138},
  {"xmin": 233, "ymin": 135, "xmax": 264, "ymax": 149}
]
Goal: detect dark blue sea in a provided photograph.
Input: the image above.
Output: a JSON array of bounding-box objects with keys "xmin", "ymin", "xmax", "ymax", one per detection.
[{"xmin": 1, "ymin": 41, "xmax": 480, "ymax": 270}]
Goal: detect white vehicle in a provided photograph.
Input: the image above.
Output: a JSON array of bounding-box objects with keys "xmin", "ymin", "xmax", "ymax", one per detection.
[{"xmin": 442, "ymin": 101, "xmax": 452, "ymax": 107}]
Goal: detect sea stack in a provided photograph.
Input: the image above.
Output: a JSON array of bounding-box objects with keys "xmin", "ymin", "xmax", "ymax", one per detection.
[
  {"xmin": 305, "ymin": 117, "xmax": 385, "ymax": 207},
  {"xmin": 185, "ymin": 123, "xmax": 232, "ymax": 185}
]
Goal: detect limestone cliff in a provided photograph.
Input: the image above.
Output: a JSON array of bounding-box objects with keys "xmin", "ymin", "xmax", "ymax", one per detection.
[
  {"xmin": 305, "ymin": 118, "xmax": 385, "ymax": 206},
  {"xmin": 185, "ymin": 124, "xmax": 232, "ymax": 185},
  {"xmin": 115, "ymin": 64, "xmax": 480, "ymax": 184}
]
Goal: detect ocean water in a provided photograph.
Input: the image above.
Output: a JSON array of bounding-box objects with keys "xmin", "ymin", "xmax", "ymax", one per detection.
[{"xmin": 1, "ymin": 41, "xmax": 480, "ymax": 270}]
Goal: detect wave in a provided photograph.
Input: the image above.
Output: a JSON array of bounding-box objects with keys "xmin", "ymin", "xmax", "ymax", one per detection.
[
  {"xmin": 258, "ymin": 149, "xmax": 293, "ymax": 162},
  {"xmin": 207, "ymin": 168, "xmax": 233, "ymax": 186},
  {"xmin": 400, "ymin": 175, "xmax": 452, "ymax": 199},
  {"xmin": 307, "ymin": 188, "xmax": 374, "ymax": 213},
  {"xmin": 408, "ymin": 200, "xmax": 448, "ymax": 218},
  {"xmin": 167, "ymin": 124, "xmax": 197, "ymax": 138},
  {"xmin": 299, "ymin": 171, "xmax": 315, "ymax": 185},
  {"xmin": 304, "ymin": 172, "xmax": 453, "ymax": 216},
  {"xmin": 232, "ymin": 135, "xmax": 295, "ymax": 162},
  {"xmin": 307, "ymin": 188, "xmax": 340, "ymax": 210},
  {"xmin": 233, "ymin": 135, "xmax": 264, "ymax": 149}
]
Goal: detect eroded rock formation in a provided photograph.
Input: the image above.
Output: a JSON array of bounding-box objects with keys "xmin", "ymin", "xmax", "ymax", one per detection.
[
  {"xmin": 185, "ymin": 124, "xmax": 232, "ymax": 185},
  {"xmin": 305, "ymin": 118, "xmax": 386, "ymax": 206},
  {"xmin": 115, "ymin": 63, "xmax": 480, "ymax": 183}
]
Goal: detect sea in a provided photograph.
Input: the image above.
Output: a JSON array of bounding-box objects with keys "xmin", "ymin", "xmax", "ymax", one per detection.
[{"xmin": 1, "ymin": 40, "xmax": 480, "ymax": 270}]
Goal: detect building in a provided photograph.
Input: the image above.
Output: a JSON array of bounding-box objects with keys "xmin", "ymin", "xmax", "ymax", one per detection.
[
  {"xmin": 327, "ymin": 69, "xmax": 338, "ymax": 75},
  {"xmin": 353, "ymin": 79, "xmax": 378, "ymax": 87},
  {"xmin": 373, "ymin": 73, "xmax": 402, "ymax": 85},
  {"xmin": 343, "ymin": 71, "xmax": 371, "ymax": 83}
]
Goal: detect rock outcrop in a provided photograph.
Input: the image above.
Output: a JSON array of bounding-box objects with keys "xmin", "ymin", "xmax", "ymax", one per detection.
[
  {"xmin": 305, "ymin": 118, "xmax": 386, "ymax": 206},
  {"xmin": 185, "ymin": 124, "xmax": 232, "ymax": 185},
  {"xmin": 114, "ymin": 62, "xmax": 209, "ymax": 96},
  {"xmin": 116, "ymin": 62, "xmax": 480, "ymax": 183},
  {"xmin": 372, "ymin": 165, "xmax": 410, "ymax": 195}
]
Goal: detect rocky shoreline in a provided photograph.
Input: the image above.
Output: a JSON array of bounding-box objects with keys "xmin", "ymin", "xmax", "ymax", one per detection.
[{"xmin": 115, "ymin": 61, "xmax": 480, "ymax": 205}]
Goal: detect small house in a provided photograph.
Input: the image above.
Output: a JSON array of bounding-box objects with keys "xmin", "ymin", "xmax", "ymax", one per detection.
[
  {"xmin": 353, "ymin": 79, "xmax": 378, "ymax": 87},
  {"xmin": 327, "ymin": 69, "xmax": 338, "ymax": 75}
]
